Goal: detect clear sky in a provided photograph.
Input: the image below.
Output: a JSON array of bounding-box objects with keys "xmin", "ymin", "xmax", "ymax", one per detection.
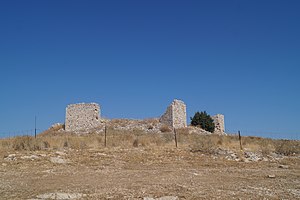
[{"xmin": 0, "ymin": 0, "xmax": 299, "ymax": 139}]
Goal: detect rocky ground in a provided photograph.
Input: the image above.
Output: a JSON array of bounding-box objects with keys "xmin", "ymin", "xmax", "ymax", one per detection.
[
  {"xmin": 50, "ymin": 118, "xmax": 213, "ymax": 136},
  {"xmin": 1, "ymin": 145, "xmax": 299, "ymax": 200}
]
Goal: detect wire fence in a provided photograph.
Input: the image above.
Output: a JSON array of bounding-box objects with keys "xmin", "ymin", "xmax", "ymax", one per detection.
[
  {"xmin": 0, "ymin": 128, "xmax": 299, "ymax": 140},
  {"xmin": 225, "ymin": 129, "xmax": 299, "ymax": 140},
  {"xmin": 0, "ymin": 129, "xmax": 43, "ymax": 139}
]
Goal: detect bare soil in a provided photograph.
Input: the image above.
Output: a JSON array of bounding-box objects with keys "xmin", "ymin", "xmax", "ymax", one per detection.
[{"xmin": 1, "ymin": 146, "xmax": 299, "ymax": 200}]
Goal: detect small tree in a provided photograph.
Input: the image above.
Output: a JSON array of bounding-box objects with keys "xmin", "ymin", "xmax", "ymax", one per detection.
[{"xmin": 190, "ymin": 111, "xmax": 215, "ymax": 133}]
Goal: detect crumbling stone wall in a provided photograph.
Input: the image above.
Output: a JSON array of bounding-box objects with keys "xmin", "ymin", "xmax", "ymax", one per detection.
[
  {"xmin": 212, "ymin": 114, "xmax": 225, "ymax": 134},
  {"xmin": 160, "ymin": 99, "xmax": 187, "ymax": 129},
  {"xmin": 65, "ymin": 103, "xmax": 100, "ymax": 132}
]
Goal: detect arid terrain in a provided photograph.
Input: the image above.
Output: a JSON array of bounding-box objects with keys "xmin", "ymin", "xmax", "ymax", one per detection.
[{"xmin": 0, "ymin": 123, "xmax": 299, "ymax": 199}]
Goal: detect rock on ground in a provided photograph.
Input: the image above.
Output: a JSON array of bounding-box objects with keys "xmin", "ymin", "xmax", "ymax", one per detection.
[
  {"xmin": 144, "ymin": 196, "xmax": 179, "ymax": 200},
  {"xmin": 34, "ymin": 192, "xmax": 84, "ymax": 200},
  {"xmin": 50, "ymin": 157, "xmax": 68, "ymax": 164}
]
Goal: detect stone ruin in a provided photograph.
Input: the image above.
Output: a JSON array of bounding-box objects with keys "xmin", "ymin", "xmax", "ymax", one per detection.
[
  {"xmin": 64, "ymin": 100, "xmax": 225, "ymax": 134},
  {"xmin": 65, "ymin": 103, "xmax": 101, "ymax": 132},
  {"xmin": 159, "ymin": 99, "xmax": 187, "ymax": 129},
  {"xmin": 212, "ymin": 114, "xmax": 225, "ymax": 134}
]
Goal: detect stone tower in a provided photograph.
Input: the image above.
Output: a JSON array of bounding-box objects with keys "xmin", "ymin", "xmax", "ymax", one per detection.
[
  {"xmin": 160, "ymin": 99, "xmax": 187, "ymax": 129},
  {"xmin": 212, "ymin": 114, "xmax": 225, "ymax": 134},
  {"xmin": 65, "ymin": 103, "xmax": 101, "ymax": 132}
]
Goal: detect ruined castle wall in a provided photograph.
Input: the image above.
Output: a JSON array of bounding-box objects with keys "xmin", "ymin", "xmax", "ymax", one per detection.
[
  {"xmin": 172, "ymin": 100, "xmax": 187, "ymax": 128},
  {"xmin": 65, "ymin": 103, "xmax": 100, "ymax": 132},
  {"xmin": 212, "ymin": 114, "xmax": 225, "ymax": 134},
  {"xmin": 160, "ymin": 99, "xmax": 187, "ymax": 129}
]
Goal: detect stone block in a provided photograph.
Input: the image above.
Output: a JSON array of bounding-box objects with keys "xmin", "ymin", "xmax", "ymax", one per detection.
[
  {"xmin": 160, "ymin": 99, "xmax": 187, "ymax": 129},
  {"xmin": 212, "ymin": 114, "xmax": 225, "ymax": 134},
  {"xmin": 65, "ymin": 103, "xmax": 100, "ymax": 132}
]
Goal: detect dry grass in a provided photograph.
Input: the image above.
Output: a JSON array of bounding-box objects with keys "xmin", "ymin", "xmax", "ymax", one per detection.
[
  {"xmin": 0, "ymin": 129, "xmax": 299, "ymax": 157},
  {"xmin": 0, "ymin": 128, "xmax": 176, "ymax": 151},
  {"xmin": 159, "ymin": 125, "xmax": 172, "ymax": 133},
  {"xmin": 189, "ymin": 135, "xmax": 218, "ymax": 153},
  {"xmin": 39, "ymin": 123, "xmax": 64, "ymax": 136},
  {"xmin": 142, "ymin": 118, "xmax": 160, "ymax": 125},
  {"xmin": 109, "ymin": 119, "xmax": 131, "ymax": 127},
  {"xmin": 274, "ymin": 139, "xmax": 300, "ymax": 155},
  {"xmin": 6, "ymin": 136, "xmax": 41, "ymax": 151},
  {"xmin": 1, "ymin": 127, "xmax": 299, "ymax": 200}
]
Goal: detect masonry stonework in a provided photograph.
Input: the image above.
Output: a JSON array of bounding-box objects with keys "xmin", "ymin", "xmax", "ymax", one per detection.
[
  {"xmin": 212, "ymin": 114, "xmax": 225, "ymax": 134},
  {"xmin": 65, "ymin": 103, "xmax": 101, "ymax": 132},
  {"xmin": 160, "ymin": 99, "xmax": 187, "ymax": 129}
]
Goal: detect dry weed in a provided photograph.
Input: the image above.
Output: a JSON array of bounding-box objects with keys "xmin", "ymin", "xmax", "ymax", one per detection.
[
  {"xmin": 1, "ymin": 129, "xmax": 299, "ymax": 157},
  {"xmin": 142, "ymin": 118, "xmax": 159, "ymax": 125},
  {"xmin": 12, "ymin": 136, "xmax": 40, "ymax": 151},
  {"xmin": 133, "ymin": 138, "xmax": 139, "ymax": 147},
  {"xmin": 274, "ymin": 140, "xmax": 300, "ymax": 155},
  {"xmin": 190, "ymin": 135, "xmax": 219, "ymax": 154},
  {"xmin": 160, "ymin": 125, "xmax": 172, "ymax": 133},
  {"xmin": 258, "ymin": 138, "xmax": 274, "ymax": 156}
]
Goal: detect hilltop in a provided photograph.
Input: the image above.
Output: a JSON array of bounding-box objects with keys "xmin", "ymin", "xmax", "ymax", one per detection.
[{"xmin": 0, "ymin": 121, "xmax": 299, "ymax": 199}]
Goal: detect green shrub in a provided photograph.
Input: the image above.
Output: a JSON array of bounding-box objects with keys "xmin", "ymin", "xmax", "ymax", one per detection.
[{"xmin": 190, "ymin": 111, "xmax": 215, "ymax": 133}]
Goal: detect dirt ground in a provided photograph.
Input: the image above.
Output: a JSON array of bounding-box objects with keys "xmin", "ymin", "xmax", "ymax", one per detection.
[{"xmin": 0, "ymin": 145, "xmax": 299, "ymax": 200}]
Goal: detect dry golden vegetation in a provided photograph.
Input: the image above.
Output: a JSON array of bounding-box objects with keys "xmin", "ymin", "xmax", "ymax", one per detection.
[
  {"xmin": 0, "ymin": 128, "xmax": 299, "ymax": 199},
  {"xmin": 1, "ymin": 128, "xmax": 299, "ymax": 156}
]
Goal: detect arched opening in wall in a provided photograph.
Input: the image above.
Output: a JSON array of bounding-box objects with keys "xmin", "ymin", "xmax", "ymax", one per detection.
[{"xmin": 96, "ymin": 116, "xmax": 99, "ymax": 120}]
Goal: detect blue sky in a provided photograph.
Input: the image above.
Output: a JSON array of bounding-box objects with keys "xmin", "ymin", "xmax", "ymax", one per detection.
[{"xmin": 0, "ymin": 0, "xmax": 299, "ymax": 139}]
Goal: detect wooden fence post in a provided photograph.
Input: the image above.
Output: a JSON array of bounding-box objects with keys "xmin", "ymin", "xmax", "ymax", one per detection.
[
  {"xmin": 238, "ymin": 130, "xmax": 243, "ymax": 151},
  {"xmin": 174, "ymin": 128, "xmax": 178, "ymax": 148},
  {"xmin": 104, "ymin": 126, "xmax": 107, "ymax": 147}
]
